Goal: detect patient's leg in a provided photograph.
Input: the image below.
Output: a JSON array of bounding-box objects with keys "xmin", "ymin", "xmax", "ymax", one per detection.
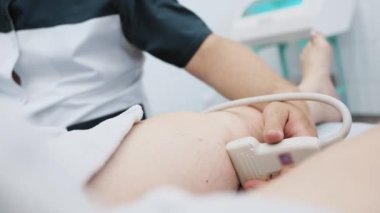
[
  {"xmin": 87, "ymin": 106, "xmax": 264, "ymax": 205},
  {"xmin": 253, "ymin": 125, "xmax": 380, "ymax": 212},
  {"xmin": 298, "ymin": 32, "xmax": 342, "ymax": 123}
]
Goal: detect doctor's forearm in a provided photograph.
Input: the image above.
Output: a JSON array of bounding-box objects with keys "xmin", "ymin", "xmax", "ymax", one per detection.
[
  {"xmin": 186, "ymin": 34, "xmax": 298, "ymax": 103},
  {"xmin": 186, "ymin": 34, "xmax": 315, "ymax": 140}
]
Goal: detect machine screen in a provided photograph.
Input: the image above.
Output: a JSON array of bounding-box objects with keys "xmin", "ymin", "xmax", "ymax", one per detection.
[{"xmin": 243, "ymin": 0, "xmax": 303, "ymax": 17}]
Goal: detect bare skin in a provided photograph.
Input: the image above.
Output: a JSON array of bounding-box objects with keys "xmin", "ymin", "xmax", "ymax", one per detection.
[
  {"xmin": 298, "ymin": 32, "xmax": 342, "ymax": 123},
  {"xmin": 87, "ymin": 107, "xmax": 264, "ymax": 205},
  {"xmin": 86, "ymin": 33, "xmax": 343, "ymax": 206},
  {"xmin": 251, "ymin": 125, "xmax": 380, "ymax": 212}
]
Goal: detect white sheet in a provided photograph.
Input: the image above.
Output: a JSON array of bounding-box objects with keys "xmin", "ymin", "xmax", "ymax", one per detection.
[{"xmin": 317, "ymin": 122, "xmax": 375, "ymax": 139}]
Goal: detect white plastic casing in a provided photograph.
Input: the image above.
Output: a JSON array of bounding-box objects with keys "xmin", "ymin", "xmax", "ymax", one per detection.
[
  {"xmin": 231, "ymin": 0, "xmax": 356, "ymax": 46},
  {"xmin": 227, "ymin": 136, "xmax": 320, "ymax": 184}
]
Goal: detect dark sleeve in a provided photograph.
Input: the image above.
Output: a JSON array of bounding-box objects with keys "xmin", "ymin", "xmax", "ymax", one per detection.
[{"xmin": 115, "ymin": 0, "xmax": 212, "ymax": 67}]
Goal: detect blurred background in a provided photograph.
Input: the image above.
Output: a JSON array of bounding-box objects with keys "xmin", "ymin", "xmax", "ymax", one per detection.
[{"xmin": 142, "ymin": 0, "xmax": 380, "ymax": 122}]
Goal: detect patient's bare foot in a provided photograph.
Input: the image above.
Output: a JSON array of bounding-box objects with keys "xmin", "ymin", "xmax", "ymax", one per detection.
[{"xmin": 298, "ymin": 32, "xmax": 342, "ymax": 124}]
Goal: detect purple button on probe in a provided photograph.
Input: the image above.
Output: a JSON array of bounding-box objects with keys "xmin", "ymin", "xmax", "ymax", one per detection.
[{"xmin": 279, "ymin": 153, "xmax": 294, "ymax": 165}]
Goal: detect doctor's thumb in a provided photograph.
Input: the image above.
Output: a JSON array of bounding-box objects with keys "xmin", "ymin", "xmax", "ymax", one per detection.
[{"xmin": 262, "ymin": 103, "xmax": 288, "ymax": 144}]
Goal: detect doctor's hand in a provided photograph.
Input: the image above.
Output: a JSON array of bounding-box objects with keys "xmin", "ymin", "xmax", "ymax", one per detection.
[
  {"xmin": 241, "ymin": 101, "xmax": 315, "ymax": 190},
  {"xmin": 261, "ymin": 101, "xmax": 317, "ymax": 144}
]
